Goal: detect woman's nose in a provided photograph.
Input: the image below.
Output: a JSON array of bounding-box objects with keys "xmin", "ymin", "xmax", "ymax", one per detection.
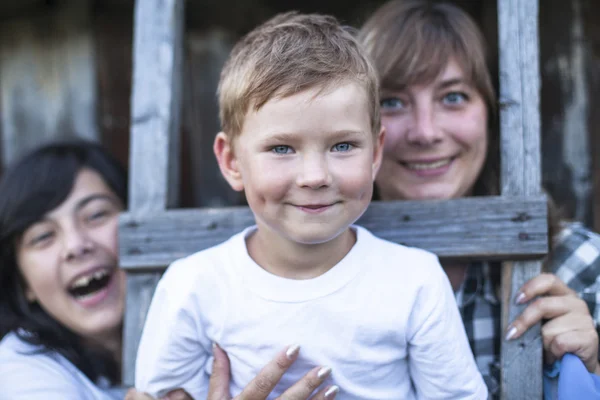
[
  {"xmin": 62, "ymin": 226, "xmax": 95, "ymax": 262},
  {"xmin": 406, "ymin": 107, "xmax": 443, "ymax": 146}
]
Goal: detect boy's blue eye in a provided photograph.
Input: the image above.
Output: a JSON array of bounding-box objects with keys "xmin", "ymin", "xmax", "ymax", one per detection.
[
  {"xmin": 443, "ymin": 92, "xmax": 468, "ymax": 105},
  {"xmin": 380, "ymin": 97, "xmax": 405, "ymax": 110},
  {"xmin": 271, "ymin": 145, "xmax": 293, "ymax": 154},
  {"xmin": 332, "ymin": 143, "xmax": 353, "ymax": 152}
]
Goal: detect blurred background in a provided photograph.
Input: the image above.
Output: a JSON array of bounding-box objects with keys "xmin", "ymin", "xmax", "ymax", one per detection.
[{"xmin": 0, "ymin": 0, "xmax": 598, "ymax": 231}]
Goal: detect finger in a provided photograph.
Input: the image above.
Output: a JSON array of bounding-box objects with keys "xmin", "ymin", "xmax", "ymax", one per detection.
[
  {"xmin": 515, "ymin": 273, "xmax": 575, "ymax": 304},
  {"xmin": 165, "ymin": 389, "xmax": 194, "ymax": 400},
  {"xmin": 542, "ymin": 312, "xmax": 595, "ymax": 348},
  {"xmin": 277, "ymin": 365, "xmax": 332, "ymax": 399},
  {"xmin": 541, "ymin": 313, "xmax": 588, "ymax": 359},
  {"xmin": 505, "ymin": 295, "xmax": 586, "ymax": 340},
  {"xmin": 548, "ymin": 330, "xmax": 600, "ymax": 373},
  {"xmin": 309, "ymin": 385, "xmax": 340, "ymax": 400},
  {"xmin": 125, "ymin": 389, "xmax": 156, "ymax": 400},
  {"xmin": 208, "ymin": 343, "xmax": 233, "ymax": 400},
  {"xmin": 237, "ymin": 344, "xmax": 301, "ymax": 400}
]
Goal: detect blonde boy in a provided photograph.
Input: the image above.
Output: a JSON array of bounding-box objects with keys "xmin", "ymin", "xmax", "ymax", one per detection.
[{"xmin": 135, "ymin": 12, "xmax": 487, "ymax": 399}]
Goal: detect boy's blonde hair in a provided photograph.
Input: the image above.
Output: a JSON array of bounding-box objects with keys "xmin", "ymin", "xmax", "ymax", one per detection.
[{"xmin": 218, "ymin": 12, "xmax": 380, "ymax": 138}]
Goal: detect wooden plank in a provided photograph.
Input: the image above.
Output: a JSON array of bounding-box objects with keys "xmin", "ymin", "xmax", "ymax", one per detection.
[
  {"xmin": 498, "ymin": 0, "xmax": 543, "ymax": 398},
  {"xmin": 122, "ymin": 0, "xmax": 184, "ymax": 386},
  {"xmin": 121, "ymin": 271, "xmax": 162, "ymax": 386},
  {"xmin": 128, "ymin": 0, "xmax": 183, "ymax": 213},
  {"xmin": 119, "ymin": 196, "xmax": 548, "ymax": 269},
  {"xmin": 0, "ymin": 0, "xmax": 98, "ymax": 166}
]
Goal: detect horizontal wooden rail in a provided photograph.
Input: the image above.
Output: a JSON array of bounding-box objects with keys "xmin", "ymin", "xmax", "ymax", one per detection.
[{"xmin": 119, "ymin": 195, "xmax": 548, "ymax": 269}]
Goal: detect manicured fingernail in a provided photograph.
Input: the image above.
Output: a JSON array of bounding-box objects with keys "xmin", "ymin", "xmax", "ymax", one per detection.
[
  {"xmin": 515, "ymin": 292, "xmax": 526, "ymax": 304},
  {"xmin": 317, "ymin": 366, "xmax": 332, "ymax": 379},
  {"xmin": 505, "ymin": 326, "xmax": 518, "ymax": 341},
  {"xmin": 325, "ymin": 385, "xmax": 339, "ymax": 398},
  {"xmin": 286, "ymin": 344, "xmax": 301, "ymax": 359}
]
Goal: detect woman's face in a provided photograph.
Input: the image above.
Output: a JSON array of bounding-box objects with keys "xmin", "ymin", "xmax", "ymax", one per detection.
[
  {"xmin": 16, "ymin": 168, "xmax": 126, "ymax": 346},
  {"xmin": 376, "ymin": 59, "xmax": 488, "ymax": 201}
]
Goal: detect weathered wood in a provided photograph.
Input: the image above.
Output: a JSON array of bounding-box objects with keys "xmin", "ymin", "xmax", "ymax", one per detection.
[
  {"xmin": 128, "ymin": 0, "xmax": 183, "ymax": 213},
  {"xmin": 0, "ymin": 0, "xmax": 98, "ymax": 167},
  {"xmin": 119, "ymin": 196, "xmax": 548, "ymax": 269},
  {"xmin": 122, "ymin": 0, "xmax": 184, "ymax": 386},
  {"xmin": 498, "ymin": 0, "xmax": 543, "ymax": 398},
  {"xmin": 122, "ymin": 272, "xmax": 162, "ymax": 385}
]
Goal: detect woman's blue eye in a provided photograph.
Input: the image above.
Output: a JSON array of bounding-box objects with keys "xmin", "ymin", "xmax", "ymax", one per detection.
[
  {"xmin": 271, "ymin": 145, "xmax": 292, "ymax": 154},
  {"xmin": 443, "ymin": 92, "xmax": 467, "ymax": 105},
  {"xmin": 380, "ymin": 97, "xmax": 405, "ymax": 110},
  {"xmin": 332, "ymin": 143, "xmax": 353, "ymax": 152}
]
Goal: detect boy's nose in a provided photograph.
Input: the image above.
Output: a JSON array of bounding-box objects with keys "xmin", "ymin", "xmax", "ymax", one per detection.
[{"xmin": 296, "ymin": 155, "xmax": 332, "ymax": 189}]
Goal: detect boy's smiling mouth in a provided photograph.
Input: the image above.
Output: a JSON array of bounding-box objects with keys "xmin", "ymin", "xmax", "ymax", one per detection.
[{"xmin": 293, "ymin": 202, "xmax": 339, "ymax": 214}]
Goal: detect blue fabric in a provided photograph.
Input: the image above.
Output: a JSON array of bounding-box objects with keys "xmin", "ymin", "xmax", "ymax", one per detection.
[{"xmin": 544, "ymin": 353, "xmax": 600, "ymax": 400}]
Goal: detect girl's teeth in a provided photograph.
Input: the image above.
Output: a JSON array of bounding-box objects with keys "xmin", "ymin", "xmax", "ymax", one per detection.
[{"xmin": 406, "ymin": 159, "xmax": 452, "ymax": 170}]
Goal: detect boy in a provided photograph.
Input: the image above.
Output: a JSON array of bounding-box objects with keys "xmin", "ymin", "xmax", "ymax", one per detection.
[{"xmin": 135, "ymin": 12, "xmax": 487, "ymax": 400}]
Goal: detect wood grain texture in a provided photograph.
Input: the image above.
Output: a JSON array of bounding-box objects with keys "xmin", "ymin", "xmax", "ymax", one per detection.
[
  {"xmin": 119, "ymin": 196, "xmax": 548, "ymax": 269},
  {"xmin": 0, "ymin": 0, "xmax": 98, "ymax": 166},
  {"xmin": 498, "ymin": 0, "xmax": 544, "ymax": 398},
  {"xmin": 122, "ymin": 272, "xmax": 162, "ymax": 385},
  {"xmin": 122, "ymin": 0, "xmax": 184, "ymax": 385},
  {"xmin": 128, "ymin": 0, "xmax": 183, "ymax": 212}
]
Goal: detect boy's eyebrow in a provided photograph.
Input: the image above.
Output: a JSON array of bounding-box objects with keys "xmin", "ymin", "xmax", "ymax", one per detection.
[{"xmin": 262, "ymin": 130, "xmax": 366, "ymax": 143}]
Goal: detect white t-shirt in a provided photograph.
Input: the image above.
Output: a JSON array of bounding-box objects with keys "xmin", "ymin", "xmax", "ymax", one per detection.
[
  {"xmin": 0, "ymin": 331, "xmax": 126, "ymax": 400},
  {"xmin": 135, "ymin": 226, "xmax": 487, "ymax": 399}
]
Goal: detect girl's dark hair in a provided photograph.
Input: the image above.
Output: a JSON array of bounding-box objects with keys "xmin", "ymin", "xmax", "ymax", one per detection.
[{"xmin": 0, "ymin": 140, "xmax": 127, "ymax": 384}]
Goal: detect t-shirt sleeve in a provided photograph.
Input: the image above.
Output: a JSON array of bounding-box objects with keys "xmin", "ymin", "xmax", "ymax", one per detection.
[
  {"xmin": 0, "ymin": 355, "xmax": 86, "ymax": 400},
  {"xmin": 406, "ymin": 254, "xmax": 488, "ymax": 399},
  {"xmin": 135, "ymin": 259, "xmax": 212, "ymax": 399}
]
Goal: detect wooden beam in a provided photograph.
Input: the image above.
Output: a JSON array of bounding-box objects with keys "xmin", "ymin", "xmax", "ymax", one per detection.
[
  {"xmin": 498, "ymin": 0, "xmax": 544, "ymax": 398},
  {"xmin": 119, "ymin": 196, "xmax": 548, "ymax": 269},
  {"xmin": 122, "ymin": 0, "xmax": 184, "ymax": 386}
]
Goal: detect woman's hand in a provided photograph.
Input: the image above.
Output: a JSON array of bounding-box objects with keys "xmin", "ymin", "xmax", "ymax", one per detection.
[
  {"xmin": 208, "ymin": 344, "xmax": 339, "ymax": 400},
  {"xmin": 505, "ymin": 273, "xmax": 599, "ymax": 374},
  {"xmin": 124, "ymin": 388, "xmax": 191, "ymax": 400}
]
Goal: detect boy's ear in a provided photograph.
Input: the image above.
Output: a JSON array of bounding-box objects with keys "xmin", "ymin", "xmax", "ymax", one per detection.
[
  {"xmin": 372, "ymin": 125, "xmax": 386, "ymax": 180},
  {"xmin": 213, "ymin": 132, "xmax": 244, "ymax": 192}
]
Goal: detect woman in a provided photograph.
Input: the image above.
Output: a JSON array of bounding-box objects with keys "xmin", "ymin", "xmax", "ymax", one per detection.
[
  {"xmin": 358, "ymin": 0, "xmax": 600, "ymax": 397},
  {"xmin": 0, "ymin": 141, "xmax": 128, "ymax": 399}
]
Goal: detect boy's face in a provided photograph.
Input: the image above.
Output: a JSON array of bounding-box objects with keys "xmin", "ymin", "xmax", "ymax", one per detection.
[{"xmin": 216, "ymin": 82, "xmax": 384, "ymax": 246}]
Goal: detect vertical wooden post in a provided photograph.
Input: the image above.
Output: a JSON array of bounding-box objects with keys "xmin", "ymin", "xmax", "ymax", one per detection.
[
  {"xmin": 122, "ymin": 0, "xmax": 184, "ymax": 385},
  {"xmin": 498, "ymin": 0, "xmax": 544, "ymax": 398}
]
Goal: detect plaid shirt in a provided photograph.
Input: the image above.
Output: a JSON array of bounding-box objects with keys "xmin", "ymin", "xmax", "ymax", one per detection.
[{"xmin": 456, "ymin": 222, "xmax": 600, "ymax": 398}]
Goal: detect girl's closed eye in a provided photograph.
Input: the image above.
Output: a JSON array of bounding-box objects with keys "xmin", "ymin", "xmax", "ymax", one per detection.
[
  {"xmin": 30, "ymin": 230, "xmax": 55, "ymax": 247},
  {"xmin": 86, "ymin": 210, "xmax": 109, "ymax": 223}
]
